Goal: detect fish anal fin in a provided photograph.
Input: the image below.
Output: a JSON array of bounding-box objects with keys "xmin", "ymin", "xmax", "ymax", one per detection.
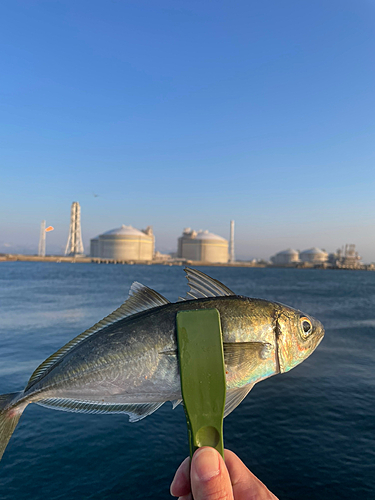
[
  {"xmin": 36, "ymin": 398, "xmax": 164, "ymax": 422},
  {"xmin": 224, "ymin": 384, "xmax": 254, "ymax": 418},
  {"xmin": 25, "ymin": 283, "xmax": 170, "ymax": 391},
  {"xmin": 171, "ymin": 399, "xmax": 182, "ymax": 409}
]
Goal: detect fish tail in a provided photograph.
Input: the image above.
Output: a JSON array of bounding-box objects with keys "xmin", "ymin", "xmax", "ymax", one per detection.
[{"xmin": 0, "ymin": 392, "xmax": 24, "ymax": 461}]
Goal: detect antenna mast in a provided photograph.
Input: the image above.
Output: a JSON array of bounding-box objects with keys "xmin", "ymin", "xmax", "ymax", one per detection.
[
  {"xmin": 38, "ymin": 220, "xmax": 46, "ymax": 257},
  {"xmin": 65, "ymin": 202, "xmax": 84, "ymax": 256}
]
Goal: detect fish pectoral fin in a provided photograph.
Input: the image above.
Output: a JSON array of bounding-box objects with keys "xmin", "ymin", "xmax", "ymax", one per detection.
[
  {"xmin": 224, "ymin": 385, "xmax": 254, "ymax": 418},
  {"xmin": 36, "ymin": 398, "xmax": 164, "ymax": 422},
  {"xmin": 178, "ymin": 267, "xmax": 235, "ymax": 300},
  {"xmin": 223, "ymin": 342, "xmax": 273, "ymax": 372}
]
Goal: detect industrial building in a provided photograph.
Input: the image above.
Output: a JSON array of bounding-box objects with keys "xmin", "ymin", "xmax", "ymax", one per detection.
[
  {"xmin": 271, "ymin": 248, "xmax": 299, "ymax": 265},
  {"xmin": 90, "ymin": 225, "xmax": 154, "ymax": 261},
  {"xmin": 177, "ymin": 228, "xmax": 228, "ymax": 263},
  {"xmin": 299, "ymin": 247, "xmax": 328, "ymax": 265},
  {"xmin": 329, "ymin": 244, "xmax": 362, "ymax": 268}
]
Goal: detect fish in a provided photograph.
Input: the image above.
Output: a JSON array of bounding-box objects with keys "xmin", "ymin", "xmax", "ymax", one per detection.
[{"xmin": 0, "ymin": 267, "xmax": 324, "ymax": 462}]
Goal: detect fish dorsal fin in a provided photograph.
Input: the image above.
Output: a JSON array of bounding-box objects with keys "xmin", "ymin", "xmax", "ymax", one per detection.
[
  {"xmin": 25, "ymin": 283, "xmax": 170, "ymax": 391},
  {"xmin": 178, "ymin": 267, "xmax": 235, "ymax": 301},
  {"xmin": 124, "ymin": 282, "xmax": 170, "ymax": 315},
  {"xmin": 224, "ymin": 384, "xmax": 254, "ymax": 417}
]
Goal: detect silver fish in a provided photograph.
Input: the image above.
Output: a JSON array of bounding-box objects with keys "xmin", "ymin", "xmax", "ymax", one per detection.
[{"xmin": 0, "ymin": 268, "xmax": 324, "ymax": 461}]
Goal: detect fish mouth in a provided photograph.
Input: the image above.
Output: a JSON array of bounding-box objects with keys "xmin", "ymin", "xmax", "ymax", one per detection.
[
  {"xmin": 315, "ymin": 333, "xmax": 324, "ymax": 348},
  {"xmin": 315, "ymin": 323, "xmax": 325, "ymax": 348}
]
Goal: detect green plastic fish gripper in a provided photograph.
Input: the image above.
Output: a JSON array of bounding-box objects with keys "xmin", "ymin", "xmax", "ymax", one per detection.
[{"xmin": 176, "ymin": 309, "xmax": 226, "ymax": 459}]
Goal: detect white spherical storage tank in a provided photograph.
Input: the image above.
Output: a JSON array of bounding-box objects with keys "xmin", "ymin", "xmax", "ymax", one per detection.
[
  {"xmin": 299, "ymin": 247, "xmax": 328, "ymax": 264},
  {"xmin": 96, "ymin": 225, "xmax": 154, "ymax": 260},
  {"xmin": 271, "ymin": 248, "xmax": 299, "ymax": 265}
]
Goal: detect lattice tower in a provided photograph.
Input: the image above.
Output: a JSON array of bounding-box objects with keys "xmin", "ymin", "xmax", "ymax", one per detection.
[
  {"xmin": 38, "ymin": 220, "xmax": 46, "ymax": 257},
  {"xmin": 65, "ymin": 202, "xmax": 84, "ymax": 255}
]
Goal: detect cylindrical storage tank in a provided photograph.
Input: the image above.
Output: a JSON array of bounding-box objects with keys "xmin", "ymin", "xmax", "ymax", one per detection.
[
  {"xmin": 179, "ymin": 239, "xmax": 201, "ymax": 260},
  {"xmin": 195, "ymin": 230, "xmax": 228, "ymax": 263},
  {"xmin": 299, "ymin": 247, "xmax": 328, "ymax": 264},
  {"xmin": 90, "ymin": 236, "xmax": 99, "ymax": 257},
  {"xmin": 177, "ymin": 229, "xmax": 199, "ymax": 260},
  {"xmin": 271, "ymin": 249, "xmax": 299, "ymax": 265},
  {"xmin": 177, "ymin": 229, "xmax": 228, "ymax": 263},
  {"xmin": 98, "ymin": 225, "xmax": 154, "ymax": 260}
]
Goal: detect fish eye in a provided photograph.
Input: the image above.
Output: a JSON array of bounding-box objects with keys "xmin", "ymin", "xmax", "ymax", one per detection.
[{"xmin": 300, "ymin": 317, "xmax": 313, "ymax": 338}]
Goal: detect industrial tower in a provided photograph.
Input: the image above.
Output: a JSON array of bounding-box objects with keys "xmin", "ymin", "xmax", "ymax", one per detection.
[
  {"xmin": 65, "ymin": 202, "xmax": 84, "ymax": 256},
  {"xmin": 38, "ymin": 220, "xmax": 46, "ymax": 257},
  {"xmin": 229, "ymin": 220, "xmax": 235, "ymax": 263}
]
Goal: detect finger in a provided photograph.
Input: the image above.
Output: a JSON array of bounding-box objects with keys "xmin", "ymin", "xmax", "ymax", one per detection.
[
  {"xmin": 224, "ymin": 450, "xmax": 279, "ymax": 500},
  {"xmin": 191, "ymin": 447, "xmax": 234, "ymax": 500},
  {"xmin": 170, "ymin": 456, "xmax": 191, "ymax": 497}
]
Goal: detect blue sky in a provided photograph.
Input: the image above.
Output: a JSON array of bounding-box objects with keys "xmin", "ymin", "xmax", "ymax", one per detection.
[{"xmin": 1, "ymin": 0, "xmax": 374, "ymax": 261}]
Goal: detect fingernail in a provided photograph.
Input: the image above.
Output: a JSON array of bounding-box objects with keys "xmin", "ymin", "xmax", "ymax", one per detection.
[
  {"xmin": 192, "ymin": 447, "xmax": 220, "ymax": 482},
  {"xmin": 170, "ymin": 476, "xmax": 176, "ymax": 496},
  {"xmin": 170, "ymin": 472, "xmax": 180, "ymax": 496}
]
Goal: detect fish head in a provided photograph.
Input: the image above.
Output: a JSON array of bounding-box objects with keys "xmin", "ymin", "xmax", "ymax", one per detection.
[{"xmin": 276, "ymin": 304, "xmax": 325, "ymax": 373}]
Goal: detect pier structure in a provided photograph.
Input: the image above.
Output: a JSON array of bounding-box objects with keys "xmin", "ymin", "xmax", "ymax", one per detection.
[{"xmin": 65, "ymin": 202, "xmax": 84, "ymax": 256}]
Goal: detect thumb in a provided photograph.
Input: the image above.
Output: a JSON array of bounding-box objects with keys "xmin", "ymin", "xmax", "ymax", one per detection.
[{"xmin": 190, "ymin": 447, "xmax": 234, "ymax": 500}]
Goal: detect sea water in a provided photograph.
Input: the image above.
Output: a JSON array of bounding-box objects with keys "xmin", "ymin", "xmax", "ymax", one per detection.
[{"xmin": 0, "ymin": 262, "xmax": 374, "ymax": 499}]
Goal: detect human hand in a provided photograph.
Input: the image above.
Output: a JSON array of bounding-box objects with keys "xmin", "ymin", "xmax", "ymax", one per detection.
[{"xmin": 170, "ymin": 447, "xmax": 278, "ymax": 500}]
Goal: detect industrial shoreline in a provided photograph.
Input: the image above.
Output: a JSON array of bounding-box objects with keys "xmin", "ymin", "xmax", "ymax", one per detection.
[
  {"xmin": 35, "ymin": 203, "xmax": 369, "ymax": 270},
  {"xmin": 1, "ymin": 253, "xmax": 374, "ymax": 271}
]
